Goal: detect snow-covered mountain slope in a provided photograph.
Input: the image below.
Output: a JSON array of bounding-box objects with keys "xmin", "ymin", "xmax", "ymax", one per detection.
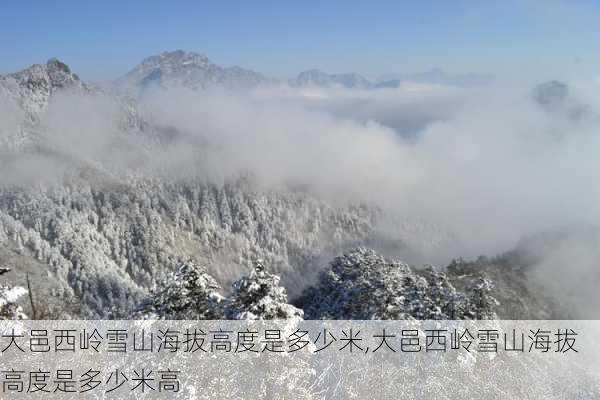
[
  {"xmin": 0, "ymin": 58, "xmax": 143, "ymax": 151},
  {"xmin": 0, "ymin": 174, "xmax": 463, "ymax": 318},
  {"xmin": 0, "ymin": 58, "xmax": 90, "ymax": 149},
  {"xmin": 117, "ymin": 50, "xmax": 271, "ymax": 92},
  {"xmin": 0, "ymin": 58, "xmax": 89, "ymax": 119}
]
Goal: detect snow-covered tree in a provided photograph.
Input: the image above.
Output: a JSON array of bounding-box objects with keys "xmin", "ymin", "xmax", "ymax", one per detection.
[
  {"xmin": 301, "ymin": 248, "xmax": 490, "ymax": 320},
  {"xmin": 301, "ymin": 248, "xmax": 414, "ymax": 319},
  {"xmin": 140, "ymin": 261, "xmax": 224, "ymax": 319},
  {"xmin": 225, "ymin": 260, "xmax": 303, "ymax": 320},
  {"xmin": 467, "ymin": 276, "xmax": 499, "ymax": 320},
  {"xmin": 401, "ymin": 275, "xmax": 433, "ymax": 319},
  {"xmin": 0, "ymin": 284, "xmax": 27, "ymax": 319},
  {"xmin": 421, "ymin": 266, "xmax": 470, "ymax": 319}
]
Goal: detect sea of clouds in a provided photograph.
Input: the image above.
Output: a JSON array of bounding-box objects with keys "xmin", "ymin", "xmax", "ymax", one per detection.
[{"xmin": 2, "ymin": 78, "xmax": 600, "ymax": 316}]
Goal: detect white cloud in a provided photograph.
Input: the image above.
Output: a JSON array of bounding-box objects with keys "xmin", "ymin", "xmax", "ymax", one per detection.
[{"xmin": 3, "ymin": 80, "xmax": 600, "ymax": 266}]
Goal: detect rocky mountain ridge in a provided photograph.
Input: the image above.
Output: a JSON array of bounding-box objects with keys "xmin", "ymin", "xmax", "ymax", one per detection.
[{"xmin": 117, "ymin": 50, "xmax": 271, "ymax": 92}]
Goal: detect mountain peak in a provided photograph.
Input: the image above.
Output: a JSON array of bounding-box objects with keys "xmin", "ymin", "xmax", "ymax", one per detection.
[
  {"xmin": 139, "ymin": 50, "xmax": 211, "ymax": 69},
  {"xmin": 7, "ymin": 58, "xmax": 82, "ymax": 90},
  {"xmin": 119, "ymin": 50, "xmax": 268, "ymax": 92},
  {"xmin": 0, "ymin": 58, "xmax": 87, "ymax": 124},
  {"xmin": 46, "ymin": 58, "xmax": 71, "ymax": 74}
]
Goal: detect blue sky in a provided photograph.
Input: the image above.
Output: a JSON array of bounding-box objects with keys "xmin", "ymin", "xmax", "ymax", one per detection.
[{"xmin": 2, "ymin": 0, "xmax": 600, "ymax": 81}]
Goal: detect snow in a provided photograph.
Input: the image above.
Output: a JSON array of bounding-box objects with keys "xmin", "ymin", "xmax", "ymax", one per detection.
[{"xmin": 0, "ymin": 286, "xmax": 27, "ymax": 305}]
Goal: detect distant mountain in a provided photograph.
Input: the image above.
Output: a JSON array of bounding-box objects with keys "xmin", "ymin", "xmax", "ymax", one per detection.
[
  {"xmin": 291, "ymin": 67, "xmax": 491, "ymax": 90},
  {"xmin": 0, "ymin": 58, "xmax": 89, "ymax": 122},
  {"xmin": 0, "ymin": 58, "xmax": 95, "ymax": 150},
  {"xmin": 117, "ymin": 51, "xmax": 491, "ymax": 93},
  {"xmin": 0, "ymin": 59, "xmax": 142, "ymax": 150},
  {"xmin": 117, "ymin": 50, "xmax": 271, "ymax": 92},
  {"xmin": 291, "ymin": 69, "xmax": 373, "ymax": 89}
]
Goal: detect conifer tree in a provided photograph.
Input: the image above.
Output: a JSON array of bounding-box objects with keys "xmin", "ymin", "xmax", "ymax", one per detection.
[
  {"xmin": 141, "ymin": 261, "xmax": 223, "ymax": 319},
  {"xmin": 225, "ymin": 260, "xmax": 303, "ymax": 320}
]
